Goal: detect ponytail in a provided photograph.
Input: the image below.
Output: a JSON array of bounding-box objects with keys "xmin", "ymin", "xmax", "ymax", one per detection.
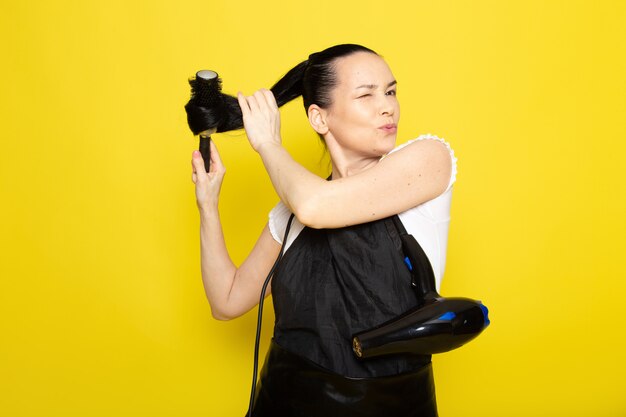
[
  {"xmin": 185, "ymin": 44, "xmax": 376, "ymax": 136},
  {"xmin": 270, "ymin": 60, "xmax": 308, "ymax": 107},
  {"xmin": 216, "ymin": 59, "xmax": 308, "ymax": 133}
]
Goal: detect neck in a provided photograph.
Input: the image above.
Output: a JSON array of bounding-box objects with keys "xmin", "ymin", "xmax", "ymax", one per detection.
[{"xmin": 329, "ymin": 149, "xmax": 380, "ymax": 180}]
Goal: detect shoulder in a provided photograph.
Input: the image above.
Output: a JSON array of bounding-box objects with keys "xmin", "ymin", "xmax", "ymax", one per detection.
[
  {"xmin": 387, "ymin": 133, "xmax": 456, "ymax": 161},
  {"xmin": 385, "ymin": 133, "xmax": 458, "ymax": 193},
  {"xmin": 268, "ymin": 201, "xmax": 291, "ymax": 244},
  {"xmin": 268, "ymin": 201, "xmax": 304, "ymax": 245}
]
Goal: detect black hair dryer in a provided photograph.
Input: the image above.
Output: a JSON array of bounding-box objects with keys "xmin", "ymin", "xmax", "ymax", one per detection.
[
  {"xmin": 352, "ymin": 229, "xmax": 491, "ymax": 359},
  {"xmin": 184, "ymin": 70, "xmax": 224, "ymax": 173}
]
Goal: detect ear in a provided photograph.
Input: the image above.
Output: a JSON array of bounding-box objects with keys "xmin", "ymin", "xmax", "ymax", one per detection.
[{"xmin": 307, "ymin": 104, "xmax": 329, "ymax": 135}]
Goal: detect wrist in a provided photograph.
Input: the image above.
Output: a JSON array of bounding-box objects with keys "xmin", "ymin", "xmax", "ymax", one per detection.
[
  {"xmin": 198, "ymin": 203, "xmax": 219, "ymax": 218},
  {"xmin": 255, "ymin": 138, "xmax": 282, "ymax": 154}
]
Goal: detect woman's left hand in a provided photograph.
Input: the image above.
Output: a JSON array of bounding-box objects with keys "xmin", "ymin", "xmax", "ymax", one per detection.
[{"xmin": 237, "ymin": 89, "xmax": 282, "ymax": 152}]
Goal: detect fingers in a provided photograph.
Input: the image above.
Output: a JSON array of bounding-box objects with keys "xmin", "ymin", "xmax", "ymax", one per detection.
[
  {"xmin": 253, "ymin": 89, "xmax": 278, "ymax": 111},
  {"xmin": 253, "ymin": 90, "xmax": 267, "ymax": 109},
  {"xmin": 238, "ymin": 89, "xmax": 277, "ymax": 113},
  {"xmin": 236, "ymin": 89, "xmax": 281, "ymax": 152},
  {"xmin": 237, "ymin": 92, "xmax": 250, "ymax": 118},
  {"xmin": 261, "ymin": 88, "xmax": 278, "ymax": 109},
  {"xmin": 191, "ymin": 150, "xmax": 206, "ymax": 182},
  {"xmin": 239, "ymin": 91, "xmax": 261, "ymax": 113},
  {"xmin": 191, "ymin": 142, "xmax": 225, "ymax": 176},
  {"xmin": 208, "ymin": 140, "xmax": 225, "ymax": 174}
]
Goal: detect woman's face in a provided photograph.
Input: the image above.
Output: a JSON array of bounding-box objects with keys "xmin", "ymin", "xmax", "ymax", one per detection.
[{"xmin": 324, "ymin": 52, "xmax": 400, "ymax": 158}]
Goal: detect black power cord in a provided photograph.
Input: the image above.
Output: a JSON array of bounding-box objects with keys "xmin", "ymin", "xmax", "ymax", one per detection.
[{"xmin": 246, "ymin": 213, "xmax": 295, "ymax": 416}]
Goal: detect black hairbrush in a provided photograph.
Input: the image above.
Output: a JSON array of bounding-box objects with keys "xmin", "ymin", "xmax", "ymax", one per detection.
[
  {"xmin": 184, "ymin": 63, "xmax": 307, "ymax": 173},
  {"xmin": 184, "ymin": 70, "xmax": 224, "ymax": 172}
]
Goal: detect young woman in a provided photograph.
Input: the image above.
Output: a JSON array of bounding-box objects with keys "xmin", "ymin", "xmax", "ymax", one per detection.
[{"xmin": 191, "ymin": 44, "xmax": 457, "ymax": 416}]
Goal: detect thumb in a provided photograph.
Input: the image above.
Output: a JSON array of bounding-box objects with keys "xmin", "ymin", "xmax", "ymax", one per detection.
[
  {"xmin": 191, "ymin": 150, "xmax": 208, "ymax": 178},
  {"xmin": 209, "ymin": 140, "xmax": 224, "ymax": 173}
]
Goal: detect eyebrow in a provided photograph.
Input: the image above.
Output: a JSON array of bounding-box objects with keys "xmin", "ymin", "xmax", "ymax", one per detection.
[{"xmin": 355, "ymin": 80, "xmax": 397, "ymax": 90}]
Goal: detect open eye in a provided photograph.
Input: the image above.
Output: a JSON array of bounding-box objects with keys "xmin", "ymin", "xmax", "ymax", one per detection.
[{"xmin": 386, "ymin": 89, "xmax": 397, "ymax": 96}]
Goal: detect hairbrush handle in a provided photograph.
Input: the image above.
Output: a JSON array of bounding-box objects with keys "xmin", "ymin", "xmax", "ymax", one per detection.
[
  {"xmin": 199, "ymin": 134, "xmax": 211, "ymax": 173},
  {"xmin": 198, "ymin": 127, "xmax": 216, "ymax": 173}
]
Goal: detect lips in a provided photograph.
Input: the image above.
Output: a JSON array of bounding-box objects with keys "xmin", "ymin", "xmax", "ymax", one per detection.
[{"xmin": 379, "ymin": 124, "xmax": 397, "ymax": 133}]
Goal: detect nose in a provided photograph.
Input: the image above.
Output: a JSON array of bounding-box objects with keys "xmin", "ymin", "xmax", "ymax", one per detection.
[{"xmin": 379, "ymin": 95, "xmax": 395, "ymax": 116}]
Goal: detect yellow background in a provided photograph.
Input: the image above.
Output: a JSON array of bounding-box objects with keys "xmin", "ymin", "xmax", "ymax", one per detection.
[{"xmin": 1, "ymin": 1, "xmax": 625, "ymax": 416}]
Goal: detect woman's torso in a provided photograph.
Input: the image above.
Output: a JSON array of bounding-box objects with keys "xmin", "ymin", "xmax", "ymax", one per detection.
[
  {"xmin": 271, "ymin": 215, "xmax": 432, "ymax": 377},
  {"xmin": 267, "ymin": 134, "xmax": 457, "ymax": 378}
]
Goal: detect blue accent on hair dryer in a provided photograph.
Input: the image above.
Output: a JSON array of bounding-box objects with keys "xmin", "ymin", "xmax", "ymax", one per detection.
[
  {"xmin": 404, "ymin": 256, "xmax": 413, "ymax": 271},
  {"xmin": 437, "ymin": 311, "xmax": 456, "ymax": 321},
  {"xmin": 480, "ymin": 303, "xmax": 490, "ymax": 326}
]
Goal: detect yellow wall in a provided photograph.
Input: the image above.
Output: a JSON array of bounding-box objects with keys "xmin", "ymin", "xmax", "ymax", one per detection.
[{"xmin": 1, "ymin": 1, "xmax": 624, "ymax": 416}]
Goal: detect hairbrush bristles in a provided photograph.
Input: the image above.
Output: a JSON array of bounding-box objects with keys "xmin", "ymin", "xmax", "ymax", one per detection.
[
  {"xmin": 185, "ymin": 70, "xmax": 225, "ymax": 135},
  {"xmin": 189, "ymin": 71, "xmax": 223, "ymax": 107}
]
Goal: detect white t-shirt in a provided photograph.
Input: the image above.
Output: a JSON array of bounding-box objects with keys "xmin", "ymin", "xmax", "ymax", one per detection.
[{"xmin": 268, "ymin": 133, "xmax": 458, "ymax": 292}]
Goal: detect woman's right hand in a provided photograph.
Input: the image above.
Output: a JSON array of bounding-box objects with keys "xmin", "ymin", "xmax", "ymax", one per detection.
[{"xmin": 191, "ymin": 139, "xmax": 225, "ymax": 211}]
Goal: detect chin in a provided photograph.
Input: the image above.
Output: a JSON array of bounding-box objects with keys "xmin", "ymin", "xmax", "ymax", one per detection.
[{"xmin": 378, "ymin": 137, "xmax": 397, "ymax": 155}]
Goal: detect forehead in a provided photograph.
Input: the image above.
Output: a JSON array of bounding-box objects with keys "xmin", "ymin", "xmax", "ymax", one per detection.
[{"xmin": 333, "ymin": 52, "xmax": 394, "ymax": 87}]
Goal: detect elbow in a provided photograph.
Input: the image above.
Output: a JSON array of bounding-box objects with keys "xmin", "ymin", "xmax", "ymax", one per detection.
[
  {"xmin": 211, "ymin": 309, "xmax": 233, "ymax": 321},
  {"xmin": 210, "ymin": 303, "xmax": 236, "ymax": 321},
  {"xmin": 293, "ymin": 195, "xmax": 326, "ymax": 229}
]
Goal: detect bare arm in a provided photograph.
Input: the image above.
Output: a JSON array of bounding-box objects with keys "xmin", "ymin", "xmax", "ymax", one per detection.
[
  {"xmin": 256, "ymin": 138, "xmax": 452, "ymax": 228},
  {"xmin": 199, "ymin": 211, "xmax": 280, "ymax": 320},
  {"xmin": 191, "ymin": 142, "xmax": 281, "ymax": 321},
  {"xmin": 236, "ymin": 89, "xmax": 452, "ymax": 228}
]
